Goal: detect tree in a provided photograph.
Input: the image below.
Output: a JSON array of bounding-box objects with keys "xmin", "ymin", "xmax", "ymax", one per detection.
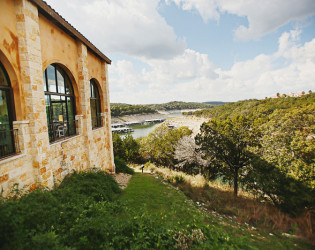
[
  {"xmin": 123, "ymin": 134, "xmax": 140, "ymax": 162},
  {"xmin": 112, "ymin": 133, "xmax": 140, "ymax": 163},
  {"xmin": 139, "ymin": 124, "xmax": 192, "ymax": 167},
  {"xmin": 112, "ymin": 132, "xmax": 125, "ymax": 159},
  {"xmin": 195, "ymin": 116, "xmax": 256, "ymax": 196},
  {"xmin": 254, "ymin": 107, "xmax": 315, "ymax": 188},
  {"xmin": 174, "ymin": 136, "xmax": 207, "ymax": 175}
]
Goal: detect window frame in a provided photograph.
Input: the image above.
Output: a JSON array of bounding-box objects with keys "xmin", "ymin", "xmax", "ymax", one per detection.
[
  {"xmin": 43, "ymin": 64, "xmax": 76, "ymax": 143},
  {"xmin": 0, "ymin": 61, "xmax": 17, "ymax": 159},
  {"xmin": 90, "ymin": 79, "xmax": 102, "ymax": 129}
]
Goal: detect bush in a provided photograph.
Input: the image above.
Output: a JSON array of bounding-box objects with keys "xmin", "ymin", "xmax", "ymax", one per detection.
[
  {"xmin": 113, "ymin": 133, "xmax": 141, "ymax": 163},
  {"xmin": 114, "ymin": 156, "xmax": 135, "ymax": 175},
  {"xmin": 0, "ymin": 170, "xmax": 122, "ymax": 249}
]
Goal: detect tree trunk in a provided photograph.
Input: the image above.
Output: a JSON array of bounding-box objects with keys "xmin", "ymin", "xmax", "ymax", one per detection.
[{"xmin": 233, "ymin": 168, "xmax": 238, "ymax": 197}]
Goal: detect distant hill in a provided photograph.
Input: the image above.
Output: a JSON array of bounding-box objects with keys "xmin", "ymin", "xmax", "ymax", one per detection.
[
  {"xmin": 203, "ymin": 101, "xmax": 228, "ymax": 105},
  {"xmin": 110, "ymin": 101, "xmax": 214, "ymax": 117},
  {"xmin": 110, "ymin": 103, "xmax": 156, "ymax": 117},
  {"xmin": 148, "ymin": 101, "xmax": 214, "ymax": 111}
]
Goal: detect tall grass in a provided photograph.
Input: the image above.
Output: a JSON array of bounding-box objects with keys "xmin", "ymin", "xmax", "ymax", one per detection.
[{"xmin": 146, "ymin": 164, "xmax": 314, "ymax": 244}]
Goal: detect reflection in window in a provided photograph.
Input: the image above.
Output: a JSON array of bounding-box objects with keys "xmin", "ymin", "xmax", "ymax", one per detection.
[
  {"xmin": 90, "ymin": 79, "xmax": 102, "ymax": 129},
  {"xmin": 43, "ymin": 64, "xmax": 76, "ymax": 142},
  {"xmin": 0, "ymin": 61, "xmax": 16, "ymax": 158}
]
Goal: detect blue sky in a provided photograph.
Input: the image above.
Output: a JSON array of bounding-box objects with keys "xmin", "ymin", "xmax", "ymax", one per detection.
[{"xmin": 45, "ymin": 0, "xmax": 315, "ymax": 104}]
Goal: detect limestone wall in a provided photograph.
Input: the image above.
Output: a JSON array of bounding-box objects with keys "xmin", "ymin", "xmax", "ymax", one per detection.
[{"xmin": 0, "ymin": 0, "xmax": 114, "ymax": 197}]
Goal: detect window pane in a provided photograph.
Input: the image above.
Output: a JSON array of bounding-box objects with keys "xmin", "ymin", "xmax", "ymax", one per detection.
[
  {"xmin": 51, "ymin": 95, "xmax": 61, "ymax": 123},
  {"xmin": 43, "ymin": 71, "xmax": 47, "ymax": 92},
  {"xmin": 47, "ymin": 65, "xmax": 56, "ymax": 92},
  {"xmin": 90, "ymin": 82, "xmax": 94, "ymax": 98},
  {"xmin": 65, "ymin": 76, "xmax": 72, "ymax": 95},
  {"xmin": 0, "ymin": 89, "xmax": 14, "ymax": 157},
  {"xmin": 45, "ymin": 95, "xmax": 54, "ymax": 142},
  {"xmin": 57, "ymin": 70, "xmax": 65, "ymax": 94},
  {"xmin": 67, "ymin": 97, "xmax": 75, "ymax": 135},
  {"xmin": 95, "ymin": 86, "xmax": 100, "ymax": 99},
  {"xmin": 0, "ymin": 64, "xmax": 9, "ymax": 86},
  {"xmin": 0, "ymin": 90, "xmax": 10, "ymax": 130}
]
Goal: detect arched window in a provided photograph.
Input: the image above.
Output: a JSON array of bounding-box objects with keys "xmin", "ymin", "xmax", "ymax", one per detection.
[
  {"xmin": 90, "ymin": 79, "xmax": 102, "ymax": 129},
  {"xmin": 0, "ymin": 61, "xmax": 16, "ymax": 158},
  {"xmin": 43, "ymin": 64, "xmax": 76, "ymax": 142}
]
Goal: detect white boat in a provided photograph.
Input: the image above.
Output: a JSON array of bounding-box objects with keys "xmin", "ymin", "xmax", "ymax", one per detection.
[{"xmin": 111, "ymin": 124, "xmax": 134, "ymax": 134}]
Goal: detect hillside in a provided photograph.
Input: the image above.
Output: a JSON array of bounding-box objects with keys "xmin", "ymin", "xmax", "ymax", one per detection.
[
  {"xmin": 110, "ymin": 101, "xmax": 215, "ymax": 117},
  {"xmin": 148, "ymin": 101, "xmax": 214, "ymax": 111},
  {"xmin": 110, "ymin": 103, "xmax": 157, "ymax": 117},
  {"xmin": 1, "ymin": 171, "xmax": 311, "ymax": 249},
  {"xmin": 192, "ymin": 93, "xmax": 314, "ymax": 120},
  {"xmin": 203, "ymin": 101, "xmax": 228, "ymax": 105}
]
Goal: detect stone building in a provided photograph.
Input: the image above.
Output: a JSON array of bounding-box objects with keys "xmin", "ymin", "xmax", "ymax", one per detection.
[{"xmin": 0, "ymin": 0, "xmax": 115, "ymax": 196}]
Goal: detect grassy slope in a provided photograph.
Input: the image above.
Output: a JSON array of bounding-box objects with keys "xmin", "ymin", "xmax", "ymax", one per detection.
[
  {"xmin": 121, "ymin": 173, "xmax": 311, "ymax": 249},
  {"xmin": 0, "ymin": 171, "xmax": 311, "ymax": 249}
]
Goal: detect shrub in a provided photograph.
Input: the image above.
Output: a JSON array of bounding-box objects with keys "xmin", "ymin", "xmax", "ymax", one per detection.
[
  {"xmin": 114, "ymin": 156, "xmax": 135, "ymax": 175},
  {"xmin": 56, "ymin": 170, "xmax": 122, "ymax": 202},
  {"xmin": 0, "ymin": 170, "xmax": 122, "ymax": 249}
]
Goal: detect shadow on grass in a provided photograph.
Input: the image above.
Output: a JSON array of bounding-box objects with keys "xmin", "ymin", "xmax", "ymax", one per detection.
[{"xmin": 177, "ymin": 181, "xmax": 314, "ymax": 245}]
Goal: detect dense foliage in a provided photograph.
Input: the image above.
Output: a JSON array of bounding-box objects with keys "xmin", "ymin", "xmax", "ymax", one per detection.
[
  {"xmin": 135, "ymin": 94, "xmax": 314, "ymax": 214},
  {"xmin": 193, "ymin": 93, "xmax": 315, "ymax": 214},
  {"xmin": 148, "ymin": 101, "xmax": 214, "ymax": 111},
  {"xmin": 112, "ymin": 133, "xmax": 140, "ymax": 163},
  {"xmin": 193, "ymin": 93, "xmax": 314, "ymax": 121},
  {"xmin": 196, "ymin": 116, "xmax": 257, "ymax": 196},
  {"xmin": 139, "ymin": 124, "xmax": 192, "ymax": 167},
  {"xmin": 110, "ymin": 101, "xmax": 215, "ymax": 117},
  {"xmin": 0, "ymin": 171, "xmax": 121, "ymax": 249},
  {"xmin": 114, "ymin": 156, "xmax": 135, "ymax": 175},
  {"xmin": 110, "ymin": 103, "xmax": 156, "ymax": 117}
]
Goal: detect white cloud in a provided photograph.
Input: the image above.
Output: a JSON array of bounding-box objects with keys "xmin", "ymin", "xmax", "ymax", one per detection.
[
  {"xmin": 110, "ymin": 49, "xmax": 218, "ymax": 103},
  {"xmin": 169, "ymin": 0, "xmax": 315, "ymax": 40},
  {"xmin": 110, "ymin": 30, "xmax": 315, "ymax": 103},
  {"xmin": 167, "ymin": 0, "xmax": 220, "ymax": 22},
  {"xmin": 45, "ymin": 0, "xmax": 185, "ymax": 59}
]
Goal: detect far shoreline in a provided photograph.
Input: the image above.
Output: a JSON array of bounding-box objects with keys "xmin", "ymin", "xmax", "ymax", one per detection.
[{"xmin": 111, "ymin": 109, "xmax": 201, "ymax": 124}]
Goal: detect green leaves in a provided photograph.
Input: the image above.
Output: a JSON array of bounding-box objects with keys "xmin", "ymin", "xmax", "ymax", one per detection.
[
  {"xmin": 139, "ymin": 124, "xmax": 192, "ymax": 167},
  {"xmin": 196, "ymin": 116, "xmax": 256, "ymax": 196},
  {"xmin": 114, "ymin": 156, "xmax": 135, "ymax": 174},
  {"xmin": 112, "ymin": 133, "xmax": 140, "ymax": 163}
]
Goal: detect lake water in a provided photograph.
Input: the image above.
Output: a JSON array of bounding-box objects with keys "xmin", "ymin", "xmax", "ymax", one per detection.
[
  {"xmin": 131, "ymin": 123, "xmax": 161, "ymax": 139},
  {"xmin": 130, "ymin": 110, "xmax": 184, "ymax": 139}
]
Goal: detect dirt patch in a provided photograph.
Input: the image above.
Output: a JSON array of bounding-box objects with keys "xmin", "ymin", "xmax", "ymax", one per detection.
[
  {"xmin": 166, "ymin": 116, "xmax": 208, "ymax": 135},
  {"xmin": 113, "ymin": 173, "xmax": 132, "ymax": 189}
]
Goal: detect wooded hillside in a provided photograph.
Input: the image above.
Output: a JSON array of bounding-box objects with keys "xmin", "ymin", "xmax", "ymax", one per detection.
[{"xmin": 110, "ymin": 101, "xmax": 215, "ymax": 117}]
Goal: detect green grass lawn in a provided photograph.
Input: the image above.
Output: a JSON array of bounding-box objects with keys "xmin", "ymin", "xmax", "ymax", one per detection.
[
  {"xmin": 121, "ymin": 173, "xmax": 312, "ymax": 249},
  {"xmin": 0, "ymin": 171, "xmax": 312, "ymax": 249}
]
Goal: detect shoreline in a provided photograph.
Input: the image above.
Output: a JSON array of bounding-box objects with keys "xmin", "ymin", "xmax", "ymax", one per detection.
[
  {"xmin": 111, "ymin": 110, "xmax": 208, "ymax": 137},
  {"xmin": 111, "ymin": 109, "xmax": 200, "ymax": 124}
]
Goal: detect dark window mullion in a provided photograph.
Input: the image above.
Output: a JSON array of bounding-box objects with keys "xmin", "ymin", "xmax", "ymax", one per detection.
[
  {"xmin": 45, "ymin": 70, "xmax": 49, "ymax": 92},
  {"xmin": 65, "ymin": 96, "xmax": 69, "ymax": 136},
  {"xmin": 54, "ymin": 66, "xmax": 59, "ymax": 94},
  {"xmin": 0, "ymin": 85, "xmax": 12, "ymax": 90},
  {"xmin": 97, "ymin": 98, "xmax": 101, "ymax": 127},
  {"xmin": 44, "ymin": 91, "xmax": 73, "ymax": 97}
]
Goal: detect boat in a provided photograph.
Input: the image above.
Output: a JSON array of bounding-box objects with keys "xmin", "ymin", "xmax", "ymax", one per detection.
[{"xmin": 111, "ymin": 124, "xmax": 134, "ymax": 134}]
